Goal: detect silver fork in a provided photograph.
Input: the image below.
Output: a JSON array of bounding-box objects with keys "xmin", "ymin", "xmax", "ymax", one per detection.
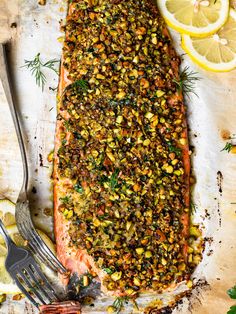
[
  {"xmin": 0, "ymin": 43, "xmax": 67, "ymax": 274},
  {"xmin": 0, "ymin": 218, "xmax": 59, "ymax": 308}
]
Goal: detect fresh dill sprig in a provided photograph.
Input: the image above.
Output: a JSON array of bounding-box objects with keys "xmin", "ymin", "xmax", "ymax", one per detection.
[
  {"xmin": 59, "ymin": 195, "xmax": 71, "ymax": 204},
  {"xmin": 174, "ymin": 66, "xmax": 201, "ymax": 98},
  {"xmin": 109, "ymin": 169, "xmax": 120, "ymax": 191},
  {"xmin": 112, "ymin": 296, "xmax": 129, "ymax": 313},
  {"xmin": 71, "ymin": 79, "xmax": 89, "ymax": 92},
  {"xmin": 221, "ymin": 142, "xmax": 233, "ymax": 153},
  {"xmin": 22, "ymin": 53, "xmax": 60, "ymax": 90},
  {"xmin": 190, "ymin": 202, "xmax": 197, "ymax": 213}
]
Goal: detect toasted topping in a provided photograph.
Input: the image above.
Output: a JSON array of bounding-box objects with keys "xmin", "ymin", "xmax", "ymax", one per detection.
[{"xmin": 57, "ymin": 0, "xmax": 194, "ymax": 294}]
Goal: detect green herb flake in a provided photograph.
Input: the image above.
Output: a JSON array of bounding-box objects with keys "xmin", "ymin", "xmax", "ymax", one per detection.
[
  {"xmin": 167, "ymin": 142, "xmax": 182, "ymax": 156},
  {"xmin": 109, "ymin": 169, "xmax": 120, "ymax": 191},
  {"xmin": 59, "ymin": 195, "xmax": 71, "ymax": 204},
  {"xmin": 72, "ymin": 79, "xmax": 89, "ymax": 93},
  {"xmin": 228, "ymin": 286, "xmax": 236, "ymax": 300},
  {"xmin": 103, "ymin": 267, "xmax": 114, "ymax": 275},
  {"xmin": 190, "ymin": 202, "xmax": 197, "ymax": 213},
  {"xmin": 112, "ymin": 296, "xmax": 130, "ymax": 314},
  {"xmin": 61, "ymin": 139, "xmax": 67, "ymax": 145},
  {"xmin": 74, "ymin": 183, "xmax": 84, "ymax": 194},
  {"xmin": 221, "ymin": 142, "xmax": 233, "ymax": 153},
  {"xmin": 228, "ymin": 306, "xmax": 236, "ymax": 314}
]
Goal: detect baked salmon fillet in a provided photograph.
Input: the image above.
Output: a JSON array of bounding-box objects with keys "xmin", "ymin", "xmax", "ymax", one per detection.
[{"xmin": 54, "ymin": 0, "xmax": 191, "ymax": 296}]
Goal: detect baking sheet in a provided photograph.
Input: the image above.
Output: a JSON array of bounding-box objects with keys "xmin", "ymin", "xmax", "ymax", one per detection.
[{"xmin": 1, "ymin": 0, "xmax": 236, "ymax": 313}]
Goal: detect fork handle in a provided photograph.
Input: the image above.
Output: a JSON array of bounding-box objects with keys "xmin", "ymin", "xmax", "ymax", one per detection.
[
  {"xmin": 0, "ymin": 44, "xmax": 29, "ymax": 193},
  {"xmin": 0, "ymin": 219, "xmax": 15, "ymax": 250}
]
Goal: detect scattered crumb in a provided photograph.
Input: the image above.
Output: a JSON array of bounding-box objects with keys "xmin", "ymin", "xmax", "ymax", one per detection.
[
  {"xmin": 12, "ymin": 294, "xmax": 24, "ymax": 301},
  {"xmin": 217, "ymin": 171, "xmax": 223, "ymax": 195},
  {"xmin": 207, "ymin": 249, "xmax": 213, "ymax": 257},
  {"xmin": 43, "ymin": 207, "xmax": 53, "ymax": 216},
  {"xmin": 38, "ymin": 0, "xmax": 46, "ymax": 5},
  {"xmin": 10, "ymin": 22, "xmax": 17, "ymax": 28},
  {"xmin": 204, "ymin": 208, "xmax": 211, "ymax": 219},
  {"xmin": 32, "ymin": 186, "xmax": 37, "ymax": 194},
  {"xmin": 204, "ymin": 237, "xmax": 214, "ymax": 245},
  {"xmin": 39, "ymin": 154, "xmax": 43, "ymax": 167},
  {"xmin": 221, "ymin": 129, "xmax": 231, "ymax": 140},
  {"xmin": 47, "ymin": 151, "xmax": 54, "ymax": 162}
]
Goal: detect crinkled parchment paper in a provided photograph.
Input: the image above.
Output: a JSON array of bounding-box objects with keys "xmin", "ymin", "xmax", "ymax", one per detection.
[{"xmin": 0, "ymin": 1, "xmax": 236, "ymax": 313}]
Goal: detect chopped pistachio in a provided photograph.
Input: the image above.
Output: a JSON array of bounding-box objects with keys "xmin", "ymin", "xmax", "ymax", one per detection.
[
  {"xmin": 83, "ymin": 275, "xmax": 90, "ymax": 287},
  {"xmin": 156, "ymin": 90, "xmax": 165, "ymax": 97},
  {"xmin": 136, "ymin": 248, "xmax": 144, "ymax": 255},
  {"xmin": 143, "ymin": 139, "xmax": 151, "ymax": 146},
  {"xmin": 116, "ymin": 116, "xmax": 123, "ymax": 124},
  {"xmin": 111, "ymin": 271, "xmax": 122, "ymax": 281},
  {"xmin": 179, "ymin": 138, "xmax": 187, "ymax": 145},
  {"xmin": 145, "ymin": 251, "xmax": 152, "ymax": 258}
]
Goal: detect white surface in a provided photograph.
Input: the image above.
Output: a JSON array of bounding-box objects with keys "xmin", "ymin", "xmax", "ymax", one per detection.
[{"xmin": 0, "ymin": 1, "xmax": 236, "ymax": 313}]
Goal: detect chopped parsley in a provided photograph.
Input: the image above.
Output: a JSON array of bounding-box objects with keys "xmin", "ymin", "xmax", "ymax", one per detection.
[
  {"xmin": 103, "ymin": 267, "xmax": 114, "ymax": 275},
  {"xmin": 59, "ymin": 195, "xmax": 71, "ymax": 204},
  {"xmin": 228, "ymin": 286, "xmax": 236, "ymax": 299},
  {"xmin": 221, "ymin": 142, "xmax": 233, "ymax": 153},
  {"xmin": 74, "ymin": 182, "xmax": 84, "ymax": 194}
]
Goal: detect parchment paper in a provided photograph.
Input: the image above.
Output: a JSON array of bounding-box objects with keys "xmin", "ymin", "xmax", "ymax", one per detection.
[{"xmin": 0, "ymin": 1, "xmax": 236, "ymax": 313}]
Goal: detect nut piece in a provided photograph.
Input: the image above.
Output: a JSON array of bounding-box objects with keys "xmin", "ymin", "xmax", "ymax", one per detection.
[
  {"xmin": 38, "ymin": 0, "xmax": 46, "ymax": 5},
  {"xmin": 111, "ymin": 271, "xmax": 122, "ymax": 281}
]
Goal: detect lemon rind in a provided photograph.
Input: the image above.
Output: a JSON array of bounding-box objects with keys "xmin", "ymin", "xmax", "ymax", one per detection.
[
  {"xmin": 158, "ymin": 0, "xmax": 230, "ymax": 38},
  {"xmin": 181, "ymin": 8, "xmax": 236, "ymax": 72}
]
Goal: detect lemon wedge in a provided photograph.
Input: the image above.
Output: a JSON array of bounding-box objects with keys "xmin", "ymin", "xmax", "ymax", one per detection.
[
  {"xmin": 182, "ymin": 9, "xmax": 236, "ymax": 71},
  {"xmin": 0, "ymin": 224, "xmax": 56, "ymax": 294},
  {"xmin": 158, "ymin": 0, "xmax": 229, "ymax": 37},
  {"xmin": 0, "ymin": 199, "xmax": 16, "ymax": 227}
]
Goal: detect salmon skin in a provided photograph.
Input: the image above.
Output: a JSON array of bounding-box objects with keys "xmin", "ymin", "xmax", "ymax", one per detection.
[{"xmin": 54, "ymin": 0, "xmax": 192, "ymax": 297}]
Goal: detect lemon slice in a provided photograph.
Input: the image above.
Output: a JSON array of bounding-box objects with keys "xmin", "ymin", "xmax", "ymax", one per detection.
[
  {"xmin": 0, "ymin": 225, "xmax": 25, "ymax": 247},
  {"xmin": 0, "ymin": 245, "xmax": 7, "ymax": 257},
  {"xmin": 158, "ymin": 0, "xmax": 230, "ymax": 37},
  {"xmin": 0, "ymin": 225, "xmax": 56, "ymax": 294},
  {"xmin": 0, "ymin": 199, "xmax": 16, "ymax": 227},
  {"xmin": 0, "ymin": 225, "xmax": 55, "ymax": 253},
  {"xmin": 0, "ymin": 256, "xmax": 21, "ymax": 294},
  {"xmin": 182, "ymin": 9, "xmax": 236, "ymax": 71}
]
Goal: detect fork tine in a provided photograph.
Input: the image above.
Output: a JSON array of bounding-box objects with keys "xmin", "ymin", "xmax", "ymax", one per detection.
[
  {"xmin": 18, "ymin": 270, "xmax": 46, "ymax": 305},
  {"xmin": 21, "ymin": 222, "xmax": 66, "ymax": 273},
  {"xmin": 20, "ymin": 222, "xmax": 60, "ymax": 272},
  {"xmin": 28, "ymin": 242, "xmax": 58, "ymax": 273},
  {"xmin": 31, "ymin": 234, "xmax": 66, "ymax": 272},
  {"xmin": 26, "ymin": 266, "xmax": 55, "ymax": 303},
  {"xmin": 31, "ymin": 246, "xmax": 58, "ymax": 273},
  {"xmin": 13, "ymin": 275, "xmax": 39, "ymax": 308},
  {"xmin": 29, "ymin": 236, "xmax": 63, "ymax": 273},
  {"xmin": 30, "ymin": 262, "xmax": 60, "ymax": 300}
]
